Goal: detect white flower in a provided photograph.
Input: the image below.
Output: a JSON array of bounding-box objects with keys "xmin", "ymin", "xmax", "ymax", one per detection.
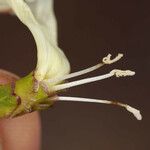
[{"xmin": 0, "ymin": 0, "xmax": 142, "ymax": 120}]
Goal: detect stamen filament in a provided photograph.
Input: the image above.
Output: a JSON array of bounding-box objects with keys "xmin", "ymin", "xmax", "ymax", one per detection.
[
  {"xmin": 55, "ymin": 96, "xmax": 142, "ymax": 120},
  {"xmin": 53, "ymin": 69, "xmax": 135, "ymax": 91},
  {"xmin": 53, "ymin": 72, "xmax": 113, "ymax": 91},
  {"xmin": 47, "ymin": 62, "xmax": 104, "ymax": 83},
  {"xmin": 46, "ymin": 53, "xmax": 123, "ymax": 84}
]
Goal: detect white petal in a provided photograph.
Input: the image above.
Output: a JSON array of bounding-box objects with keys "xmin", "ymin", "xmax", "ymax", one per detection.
[
  {"xmin": 24, "ymin": 0, "xmax": 58, "ymax": 45},
  {"xmin": 6, "ymin": 0, "xmax": 70, "ymax": 81}
]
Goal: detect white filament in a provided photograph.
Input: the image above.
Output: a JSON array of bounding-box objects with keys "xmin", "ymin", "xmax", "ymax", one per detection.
[
  {"xmin": 53, "ymin": 69, "xmax": 135, "ymax": 91},
  {"xmin": 46, "ymin": 61, "xmax": 104, "ymax": 83},
  {"xmin": 56, "ymin": 96, "xmax": 142, "ymax": 120},
  {"xmin": 46, "ymin": 53, "xmax": 123, "ymax": 84},
  {"xmin": 53, "ymin": 72, "xmax": 113, "ymax": 91}
]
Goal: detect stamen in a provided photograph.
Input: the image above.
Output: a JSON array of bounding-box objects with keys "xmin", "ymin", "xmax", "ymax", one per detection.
[
  {"xmin": 55, "ymin": 96, "xmax": 142, "ymax": 120},
  {"xmin": 53, "ymin": 69, "xmax": 135, "ymax": 91},
  {"xmin": 46, "ymin": 53, "xmax": 123, "ymax": 84},
  {"xmin": 47, "ymin": 62, "xmax": 104, "ymax": 83},
  {"xmin": 103, "ymin": 53, "xmax": 123, "ymax": 64},
  {"xmin": 110, "ymin": 69, "xmax": 135, "ymax": 77}
]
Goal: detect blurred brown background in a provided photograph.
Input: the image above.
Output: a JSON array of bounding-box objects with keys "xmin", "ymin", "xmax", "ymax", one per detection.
[{"xmin": 0, "ymin": 0, "xmax": 149, "ymax": 150}]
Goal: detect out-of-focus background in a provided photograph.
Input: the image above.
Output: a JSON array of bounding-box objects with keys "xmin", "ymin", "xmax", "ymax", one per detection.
[{"xmin": 0, "ymin": 0, "xmax": 149, "ymax": 149}]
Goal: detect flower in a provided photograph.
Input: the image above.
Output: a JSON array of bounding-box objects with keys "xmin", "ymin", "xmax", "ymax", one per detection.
[{"xmin": 0, "ymin": 0, "xmax": 142, "ymax": 120}]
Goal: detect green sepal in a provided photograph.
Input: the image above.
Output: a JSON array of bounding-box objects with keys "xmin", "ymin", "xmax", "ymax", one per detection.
[
  {"xmin": 15, "ymin": 73, "xmax": 48, "ymax": 102},
  {"xmin": 13, "ymin": 73, "xmax": 55, "ymax": 117}
]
